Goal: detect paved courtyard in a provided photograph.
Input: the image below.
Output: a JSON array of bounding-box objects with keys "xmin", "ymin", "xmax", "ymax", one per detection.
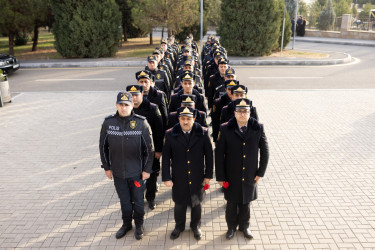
[{"xmin": 0, "ymin": 90, "xmax": 375, "ymax": 249}]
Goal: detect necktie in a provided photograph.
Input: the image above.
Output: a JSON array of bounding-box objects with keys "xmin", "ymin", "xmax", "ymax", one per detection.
[
  {"xmin": 241, "ymin": 126, "xmax": 247, "ymax": 135},
  {"xmin": 184, "ymin": 132, "xmax": 190, "ymax": 143}
]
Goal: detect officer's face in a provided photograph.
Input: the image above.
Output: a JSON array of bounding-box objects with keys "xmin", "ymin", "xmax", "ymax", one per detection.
[
  {"xmin": 225, "ymin": 75, "xmax": 236, "ymax": 81},
  {"xmin": 219, "ymin": 64, "xmax": 229, "ymax": 75},
  {"xmin": 153, "ymin": 54, "xmax": 160, "ymax": 62},
  {"xmin": 182, "ymin": 80, "xmax": 195, "ymax": 94},
  {"xmin": 116, "ymin": 103, "xmax": 133, "ymax": 117},
  {"xmin": 233, "ymin": 92, "xmax": 247, "ymax": 100},
  {"xmin": 161, "ymin": 43, "xmax": 167, "ymax": 51},
  {"xmin": 138, "ymin": 78, "xmax": 151, "ymax": 92},
  {"xmin": 234, "ymin": 109, "xmax": 251, "ymax": 124},
  {"xmin": 179, "ymin": 116, "xmax": 195, "ymax": 132},
  {"xmin": 131, "ymin": 93, "xmax": 143, "ymax": 107},
  {"xmin": 183, "ymin": 51, "xmax": 190, "ymax": 56},
  {"xmin": 183, "ymin": 65, "xmax": 192, "ymax": 71},
  {"xmin": 181, "ymin": 103, "xmax": 195, "ymax": 109},
  {"xmin": 148, "ymin": 61, "xmax": 157, "ymax": 70}
]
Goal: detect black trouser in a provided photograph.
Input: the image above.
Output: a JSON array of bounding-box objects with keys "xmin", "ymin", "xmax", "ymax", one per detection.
[
  {"xmin": 225, "ymin": 201, "xmax": 250, "ymax": 230},
  {"xmin": 113, "ymin": 176, "xmax": 145, "ymax": 227},
  {"xmin": 145, "ymin": 158, "xmax": 160, "ymax": 202},
  {"xmin": 174, "ymin": 202, "xmax": 202, "ymax": 231}
]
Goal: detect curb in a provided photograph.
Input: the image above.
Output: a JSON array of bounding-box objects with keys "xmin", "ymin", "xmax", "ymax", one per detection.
[
  {"xmin": 295, "ymin": 38, "xmax": 375, "ymax": 47},
  {"xmin": 19, "ymin": 53, "xmax": 352, "ymax": 68}
]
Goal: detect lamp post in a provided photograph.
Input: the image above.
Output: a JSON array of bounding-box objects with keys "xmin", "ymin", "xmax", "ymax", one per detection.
[{"xmin": 292, "ymin": 0, "xmax": 298, "ymax": 49}]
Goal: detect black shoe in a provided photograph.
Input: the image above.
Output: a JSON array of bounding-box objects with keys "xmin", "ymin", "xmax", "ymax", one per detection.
[
  {"xmin": 115, "ymin": 225, "xmax": 132, "ymax": 239},
  {"xmin": 148, "ymin": 200, "xmax": 156, "ymax": 210},
  {"xmin": 170, "ymin": 228, "xmax": 183, "ymax": 240},
  {"xmin": 226, "ymin": 229, "xmax": 235, "ymax": 239},
  {"xmin": 135, "ymin": 226, "xmax": 144, "ymax": 240},
  {"xmin": 243, "ymin": 228, "xmax": 254, "ymax": 239},
  {"xmin": 192, "ymin": 227, "xmax": 202, "ymax": 240}
]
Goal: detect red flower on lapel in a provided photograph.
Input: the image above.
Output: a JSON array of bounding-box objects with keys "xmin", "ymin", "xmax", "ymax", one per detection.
[
  {"xmin": 204, "ymin": 184, "xmax": 209, "ymax": 190},
  {"xmin": 222, "ymin": 182, "xmax": 229, "ymax": 189}
]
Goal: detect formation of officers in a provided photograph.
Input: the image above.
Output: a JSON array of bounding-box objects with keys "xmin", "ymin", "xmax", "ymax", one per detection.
[{"xmin": 99, "ymin": 34, "xmax": 269, "ymax": 241}]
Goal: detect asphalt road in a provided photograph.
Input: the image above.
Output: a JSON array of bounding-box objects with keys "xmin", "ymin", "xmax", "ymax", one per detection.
[{"xmin": 7, "ymin": 41, "xmax": 375, "ymax": 92}]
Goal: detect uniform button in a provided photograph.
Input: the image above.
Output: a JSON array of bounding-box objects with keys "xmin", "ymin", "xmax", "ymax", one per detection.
[
  {"xmin": 243, "ymin": 143, "xmax": 246, "ymax": 146},
  {"xmin": 188, "ymin": 171, "xmax": 191, "ymax": 174},
  {"xmin": 187, "ymin": 149, "xmax": 190, "ymax": 152},
  {"xmin": 189, "ymin": 182, "xmax": 192, "ymax": 184},
  {"xmin": 243, "ymin": 167, "xmax": 245, "ymax": 170},
  {"xmin": 187, "ymin": 161, "xmax": 190, "ymax": 164},
  {"xmin": 242, "ymin": 178, "xmax": 244, "ymax": 181},
  {"xmin": 243, "ymin": 155, "xmax": 246, "ymax": 158}
]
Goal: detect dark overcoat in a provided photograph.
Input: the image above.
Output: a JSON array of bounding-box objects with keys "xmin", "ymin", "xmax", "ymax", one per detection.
[
  {"xmin": 215, "ymin": 117, "xmax": 269, "ymax": 204},
  {"xmin": 162, "ymin": 123, "xmax": 213, "ymax": 206}
]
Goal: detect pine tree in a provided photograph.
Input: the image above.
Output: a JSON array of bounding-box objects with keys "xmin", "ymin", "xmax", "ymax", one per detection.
[
  {"xmin": 318, "ymin": 0, "xmax": 336, "ymax": 30},
  {"xmin": 50, "ymin": 0, "xmax": 122, "ymax": 58},
  {"xmin": 218, "ymin": 0, "xmax": 286, "ymax": 56}
]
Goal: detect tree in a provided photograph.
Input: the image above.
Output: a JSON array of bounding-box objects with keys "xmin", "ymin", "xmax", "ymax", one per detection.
[
  {"xmin": 318, "ymin": 0, "xmax": 336, "ymax": 30},
  {"xmin": 50, "ymin": 0, "xmax": 122, "ymax": 58},
  {"xmin": 333, "ymin": 0, "xmax": 351, "ymax": 17},
  {"xmin": 31, "ymin": 0, "xmax": 54, "ymax": 51},
  {"xmin": 218, "ymin": 0, "xmax": 286, "ymax": 56},
  {"xmin": 0, "ymin": 0, "xmax": 33, "ymax": 55},
  {"xmin": 359, "ymin": 3, "xmax": 374, "ymax": 19},
  {"xmin": 352, "ymin": 4, "xmax": 358, "ymax": 17},
  {"xmin": 278, "ymin": 0, "xmax": 292, "ymax": 50},
  {"xmin": 115, "ymin": 0, "xmax": 142, "ymax": 41},
  {"xmin": 285, "ymin": 0, "xmax": 308, "ymax": 19}
]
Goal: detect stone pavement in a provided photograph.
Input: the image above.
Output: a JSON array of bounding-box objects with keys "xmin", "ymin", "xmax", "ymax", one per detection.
[{"xmin": 1, "ymin": 90, "xmax": 375, "ymax": 249}]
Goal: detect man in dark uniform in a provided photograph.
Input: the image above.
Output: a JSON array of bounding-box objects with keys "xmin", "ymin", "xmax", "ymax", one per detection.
[
  {"xmin": 213, "ymin": 68, "xmax": 237, "ymax": 101},
  {"xmin": 211, "ymin": 80, "xmax": 239, "ymax": 142},
  {"xmin": 162, "ymin": 106, "xmax": 213, "ymax": 240},
  {"xmin": 169, "ymin": 72, "xmax": 207, "ymax": 113},
  {"xmin": 221, "ymin": 85, "xmax": 259, "ymax": 125},
  {"xmin": 99, "ymin": 91, "xmax": 154, "ymax": 240},
  {"xmin": 135, "ymin": 70, "xmax": 168, "ymax": 129},
  {"xmin": 145, "ymin": 55, "xmax": 170, "ymax": 100},
  {"xmin": 215, "ymin": 98, "xmax": 269, "ymax": 240},
  {"xmin": 167, "ymin": 94, "xmax": 207, "ymax": 129},
  {"xmin": 126, "ymin": 85, "xmax": 164, "ymax": 210},
  {"xmin": 207, "ymin": 57, "xmax": 229, "ymax": 110}
]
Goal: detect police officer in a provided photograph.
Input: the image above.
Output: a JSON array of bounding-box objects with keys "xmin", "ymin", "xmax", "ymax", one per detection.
[
  {"xmin": 135, "ymin": 70, "xmax": 168, "ymax": 129},
  {"xmin": 126, "ymin": 85, "xmax": 164, "ymax": 210},
  {"xmin": 99, "ymin": 91, "xmax": 154, "ymax": 240},
  {"xmin": 167, "ymin": 94, "xmax": 207, "ymax": 129},
  {"xmin": 220, "ymin": 85, "xmax": 259, "ymax": 125},
  {"xmin": 213, "ymin": 67, "xmax": 237, "ymax": 101},
  {"xmin": 162, "ymin": 106, "xmax": 213, "ymax": 240},
  {"xmin": 146, "ymin": 55, "xmax": 171, "ymax": 100},
  {"xmin": 211, "ymin": 80, "xmax": 239, "ymax": 142},
  {"xmin": 215, "ymin": 98, "xmax": 269, "ymax": 240},
  {"xmin": 169, "ymin": 72, "xmax": 207, "ymax": 113}
]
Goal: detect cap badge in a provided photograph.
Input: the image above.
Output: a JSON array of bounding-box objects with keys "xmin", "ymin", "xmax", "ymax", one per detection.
[
  {"xmin": 181, "ymin": 107, "xmax": 192, "ymax": 114},
  {"xmin": 130, "ymin": 86, "xmax": 137, "ymax": 91},
  {"xmin": 121, "ymin": 94, "xmax": 128, "ymax": 100},
  {"xmin": 238, "ymin": 100, "xmax": 247, "ymax": 106},
  {"xmin": 237, "ymin": 87, "xmax": 244, "ymax": 92},
  {"xmin": 139, "ymin": 71, "xmax": 146, "ymax": 76}
]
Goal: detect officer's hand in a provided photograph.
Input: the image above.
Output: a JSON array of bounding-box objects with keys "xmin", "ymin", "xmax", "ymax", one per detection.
[
  {"xmin": 105, "ymin": 170, "xmax": 113, "ymax": 180},
  {"xmin": 164, "ymin": 181, "xmax": 173, "ymax": 187},
  {"xmin": 254, "ymin": 176, "xmax": 261, "ymax": 184},
  {"xmin": 155, "ymin": 152, "xmax": 162, "ymax": 159},
  {"xmin": 142, "ymin": 171, "xmax": 150, "ymax": 180},
  {"xmin": 218, "ymin": 181, "xmax": 224, "ymax": 187},
  {"xmin": 203, "ymin": 178, "xmax": 210, "ymax": 185}
]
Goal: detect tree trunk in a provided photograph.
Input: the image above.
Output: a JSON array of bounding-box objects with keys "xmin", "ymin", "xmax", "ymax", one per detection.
[
  {"xmin": 123, "ymin": 21, "xmax": 128, "ymax": 42},
  {"xmin": 161, "ymin": 27, "xmax": 164, "ymax": 39},
  {"xmin": 149, "ymin": 31, "xmax": 153, "ymax": 45},
  {"xmin": 32, "ymin": 25, "xmax": 39, "ymax": 51},
  {"xmin": 8, "ymin": 31, "xmax": 14, "ymax": 55}
]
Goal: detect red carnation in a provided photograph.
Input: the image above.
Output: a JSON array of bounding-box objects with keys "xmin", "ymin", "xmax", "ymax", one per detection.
[
  {"xmin": 222, "ymin": 182, "xmax": 229, "ymax": 189},
  {"xmin": 204, "ymin": 184, "xmax": 209, "ymax": 190},
  {"xmin": 134, "ymin": 181, "xmax": 141, "ymax": 187}
]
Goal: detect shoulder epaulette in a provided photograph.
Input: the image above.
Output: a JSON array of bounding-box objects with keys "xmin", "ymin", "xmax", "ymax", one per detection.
[
  {"xmin": 133, "ymin": 114, "xmax": 146, "ymax": 120},
  {"xmin": 104, "ymin": 114, "xmax": 115, "ymax": 120},
  {"xmin": 166, "ymin": 128, "xmax": 173, "ymax": 133},
  {"xmin": 169, "ymin": 111, "xmax": 177, "ymax": 115}
]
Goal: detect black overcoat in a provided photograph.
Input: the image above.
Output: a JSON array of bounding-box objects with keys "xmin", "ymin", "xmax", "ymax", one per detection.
[
  {"xmin": 162, "ymin": 123, "xmax": 213, "ymax": 206},
  {"xmin": 215, "ymin": 117, "xmax": 269, "ymax": 204}
]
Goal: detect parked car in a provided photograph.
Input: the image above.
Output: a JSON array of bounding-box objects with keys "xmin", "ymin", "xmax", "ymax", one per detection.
[{"xmin": 0, "ymin": 54, "xmax": 20, "ymax": 74}]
